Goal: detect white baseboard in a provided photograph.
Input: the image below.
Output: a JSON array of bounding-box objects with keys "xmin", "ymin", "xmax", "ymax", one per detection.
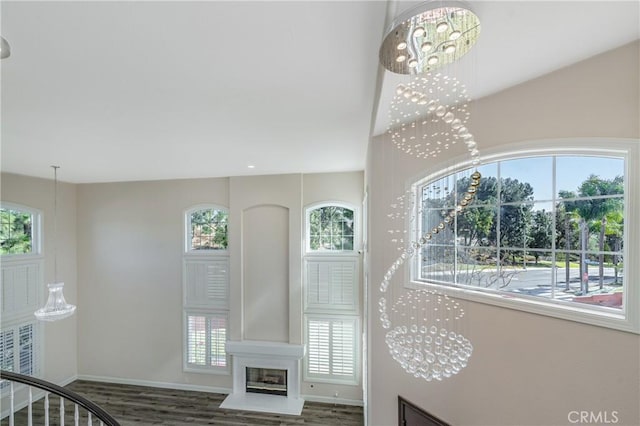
[
  {"xmin": 77, "ymin": 374, "xmax": 232, "ymax": 395},
  {"xmin": 301, "ymin": 394, "xmax": 364, "ymax": 407}
]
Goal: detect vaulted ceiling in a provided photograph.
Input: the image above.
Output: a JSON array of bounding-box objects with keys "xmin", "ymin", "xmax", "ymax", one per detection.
[{"xmin": 1, "ymin": 1, "xmax": 638, "ymax": 183}]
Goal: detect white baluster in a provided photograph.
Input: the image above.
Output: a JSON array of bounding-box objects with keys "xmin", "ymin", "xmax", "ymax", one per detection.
[
  {"xmin": 60, "ymin": 395, "xmax": 65, "ymax": 426},
  {"xmin": 28, "ymin": 387, "xmax": 33, "ymax": 426},
  {"xmin": 88, "ymin": 412, "xmax": 93, "ymax": 426},
  {"xmin": 45, "ymin": 393, "xmax": 50, "ymax": 426},
  {"xmin": 74, "ymin": 404, "xmax": 79, "ymax": 426},
  {"xmin": 9, "ymin": 382, "xmax": 14, "ymax": 426}
]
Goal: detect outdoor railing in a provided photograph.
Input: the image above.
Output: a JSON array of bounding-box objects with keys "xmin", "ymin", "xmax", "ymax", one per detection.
[{"xmin": 0, "ymin": 370, "xmax": 120, "ymax": 426}]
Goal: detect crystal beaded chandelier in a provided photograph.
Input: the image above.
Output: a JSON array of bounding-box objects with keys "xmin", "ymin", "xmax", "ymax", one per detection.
[{"xmin": 378, "ymin": 1, "xmax": 481, "ymax": 382}]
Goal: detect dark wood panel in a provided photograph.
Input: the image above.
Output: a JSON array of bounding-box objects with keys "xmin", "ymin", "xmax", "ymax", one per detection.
[{"xmin": 398, "ymin": 396, "xmax": 450, "ymax": 426}]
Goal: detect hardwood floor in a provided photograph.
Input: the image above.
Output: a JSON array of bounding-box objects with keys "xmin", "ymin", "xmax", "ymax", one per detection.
[{"xmin": 1, "ymin": 380, "xmax": 364, "ymax": 426}]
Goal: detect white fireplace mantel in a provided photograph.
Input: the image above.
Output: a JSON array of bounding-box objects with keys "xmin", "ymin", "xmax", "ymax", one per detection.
[{"xmin": 220, "ymin": 340, "xmax": 306, "ymax": 415}]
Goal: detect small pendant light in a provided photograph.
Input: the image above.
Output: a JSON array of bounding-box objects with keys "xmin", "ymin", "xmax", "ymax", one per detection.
[{"xmin": 35, "ymin": 166, "xmax": 76, "ymax": 321}]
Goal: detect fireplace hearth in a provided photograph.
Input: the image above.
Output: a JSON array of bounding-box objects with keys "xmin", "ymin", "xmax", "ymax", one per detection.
[{"xmin": 220, "ymin": 340, "xmax": 306, "ymax": 415}]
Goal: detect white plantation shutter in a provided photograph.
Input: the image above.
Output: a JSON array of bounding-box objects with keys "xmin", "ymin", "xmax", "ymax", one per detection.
[
  {"xmin": 184, "ymin": 259, "xmax": 229, "ymax": 308},
  {"xmin": 0, "ymin": 321, "xmax": 39, "ymax": 390},
  {"xmin": 209, "ymin": 316, "xmax": 227, "ymax": 367},
  {"xmin": 307, "ymin": 319, "xmax": 330, "ymax": 375},
  {"xmin": 18, "ymin": 324, "xmax": 34, "ymax": 375},
  {"xmin": 186, "ymin": 313, "xmax": 228, "ymax": 369},
  {"xmin": 1, "ymin": 261, "xmax": 42, "ymax": 320},
  {"xmin": 306, "ymin": 258, "xmax": 357, "ymax": 312},
  {"xmin": 305, "ymin": 316, "xmax": 357, "ymax": 383},
  {"xmin": 331, "ymin": 320, "xmax": 355, "ymax": 377},
  {"xmin": 187, "ymin": 315, "xmax": 206, "ymax": 365}
]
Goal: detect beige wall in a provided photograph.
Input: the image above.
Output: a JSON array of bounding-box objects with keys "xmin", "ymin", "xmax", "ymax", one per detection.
[
  {"xmin": 0, "ymin": 173, "xmax": 78, "ymax": 385},
  {"xmin": 71, "ymin": 171, "xmax": 364, "ymax": 401},
  {"xmin": 366, "ymin": 42, "xmax": 640, "ymax": 425},
  {"xmin": 76, "ymin": 177, "xmax": 232, "ymax": 389}
]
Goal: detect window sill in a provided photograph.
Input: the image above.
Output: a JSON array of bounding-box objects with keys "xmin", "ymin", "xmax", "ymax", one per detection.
[{"xmin": 408, "ymin": 280, "xmax": 639, "ymax": 334}]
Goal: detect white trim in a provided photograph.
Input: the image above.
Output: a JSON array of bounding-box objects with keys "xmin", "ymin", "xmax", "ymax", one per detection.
[
  {"xmin": 408, "ymin": 138, "xmax": 639, "ymax": 334},
  {"xmin": 76, "ymin": 374, "xmax": 232, "ymax": 395},
  {"xmin": 301, "ymin": 393, "xmax": 364, "ymax": 407}
]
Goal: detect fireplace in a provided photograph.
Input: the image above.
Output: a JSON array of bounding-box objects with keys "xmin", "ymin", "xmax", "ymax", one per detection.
[
  {"xmin": 246, "ymin": 367, "xmax": 287, "ymax": 396},
  {"xmin": 220, "ymin": 340, "xmax": 306, "ymax": 415}
]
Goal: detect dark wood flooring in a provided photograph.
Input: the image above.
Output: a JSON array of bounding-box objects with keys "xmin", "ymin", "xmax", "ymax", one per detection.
[{"xmin": 1, "ymin": 380, "xmax": 364, "ymax": 426}]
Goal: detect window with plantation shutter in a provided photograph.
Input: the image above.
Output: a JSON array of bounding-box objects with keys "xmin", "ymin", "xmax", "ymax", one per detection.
[
  {"xmin": 186, "ymin": 313, "xmax": 227, "ymax": 369},
  {"xmin": 305, "ymin": 316, "xmax": 357, "ymax": 383},
  {"xmin": 183, "ymin": 205, "xmax": 229, "ymax": 374},
  {"xmin": 304, "ymin": 202, "xmax": 360, "ymax": 385},
  {"xmin": 305, "ymin": 258, "xmax": 358, "ymax": 312},
  {"xmin": 0, "ymin": 321, "xmax": 39, "ymax": 391}
]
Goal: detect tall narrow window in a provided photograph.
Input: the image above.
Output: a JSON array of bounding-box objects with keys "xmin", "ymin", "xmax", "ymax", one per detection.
[
  {"xmin": 304, "ymin": 203, "xmax": 359, "ymax": 384},
  {"xmin": 1, "ymin": 202, "xmax": 42, "ymax": 386},
  {"xmin": 183, "ymin": 205, "xmax": 230, "ymax": 373}
]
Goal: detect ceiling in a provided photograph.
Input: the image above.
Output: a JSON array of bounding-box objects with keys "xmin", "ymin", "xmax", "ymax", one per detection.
[{"xmin": 1, "ymin": 1, "xmax": 638, "ymax": 184}]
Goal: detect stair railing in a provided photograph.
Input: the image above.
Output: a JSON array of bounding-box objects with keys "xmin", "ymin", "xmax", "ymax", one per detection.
[{"xmin": 0, "ymin": 370, "xmax": 120, "ymax": 426}]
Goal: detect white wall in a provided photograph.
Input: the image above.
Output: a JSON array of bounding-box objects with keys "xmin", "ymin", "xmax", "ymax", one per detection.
[
  {"xmin": 366, "ymin": 42, "xmax": 640, "ymax": 425},
  {"xmin": 1, "ymin": 173, "xmax": 78, "ymax": 385}
]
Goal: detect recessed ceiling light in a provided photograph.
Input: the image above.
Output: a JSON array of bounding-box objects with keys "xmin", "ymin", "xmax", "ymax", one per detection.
[
  {"xmin": 247, "ymin": 165, "xmax": 255, "ymax": 169},
  {"xmin": 449, "ymin": 30, "xmax": 461, "ymax": 40},
  {"xmin": 396, "ymin": 54, "xmax": 407, "ymax": 63},
  {"xmin": 444, "ymin": 44, "xmax": 456, "ymax": 54},
  {"xmin": 427, "ymin": 56, "xmax": 439, "ymax": 65},
  {"xmin": 408, "ymin": 59, "xmax": 418, "ymax": 68},
  {"xmin": 397, "ymin": 42, "xmax": 407, "ymax": 50},
  {"xmin": 421, "ymin": 42, "xmax": 433, "ymax": 53}
]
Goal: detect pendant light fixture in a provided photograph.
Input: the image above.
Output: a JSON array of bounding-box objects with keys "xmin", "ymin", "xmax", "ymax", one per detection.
[
  {"xmin": 35, "ymin": 166, "xmax": 76, "ymax": 321},
  {"xmin": 378, "ymin": 1, "xmax": 482, "ymax": 381}
]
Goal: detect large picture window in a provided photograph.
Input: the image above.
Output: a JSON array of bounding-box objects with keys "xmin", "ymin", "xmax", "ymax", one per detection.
[{"xmin": 412, "ymin": 142, "xmax": 638, "ymax": 333}]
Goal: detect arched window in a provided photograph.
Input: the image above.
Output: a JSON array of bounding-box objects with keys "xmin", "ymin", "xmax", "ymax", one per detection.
[
  {"xmin": 306, "ymin": 204, "xmax": 355, "ymax": 252},
  {"xmin": 411, "ymin": 140, "xmax": 638, "ymax": 333},
  {"xmin": 185, "ymin": 206, "xmax": 228, "ymax": 252}
]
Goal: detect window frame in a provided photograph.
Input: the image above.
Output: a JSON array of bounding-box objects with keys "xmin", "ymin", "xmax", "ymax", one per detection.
[
  {"xmin": 183, "ymin": 310, "xmax": 229, "ymax": 374},
  {"xmin": 408, "ymin": 139, "xmax": 639, "ymax": 334},
  {"xmin": 0, "ymin": 202, "xmax": 42, "ymax": 259},
  {"xmin": 184, "ymin": 204, "xmax": 229, "ymax": 255},
  {"xmin": 305, "ymin": 202, "xmax": 359, "ymax": 255},
  {"xmin": 303, "ymin": 314, "xmax": 360, "ymax": 385}
]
